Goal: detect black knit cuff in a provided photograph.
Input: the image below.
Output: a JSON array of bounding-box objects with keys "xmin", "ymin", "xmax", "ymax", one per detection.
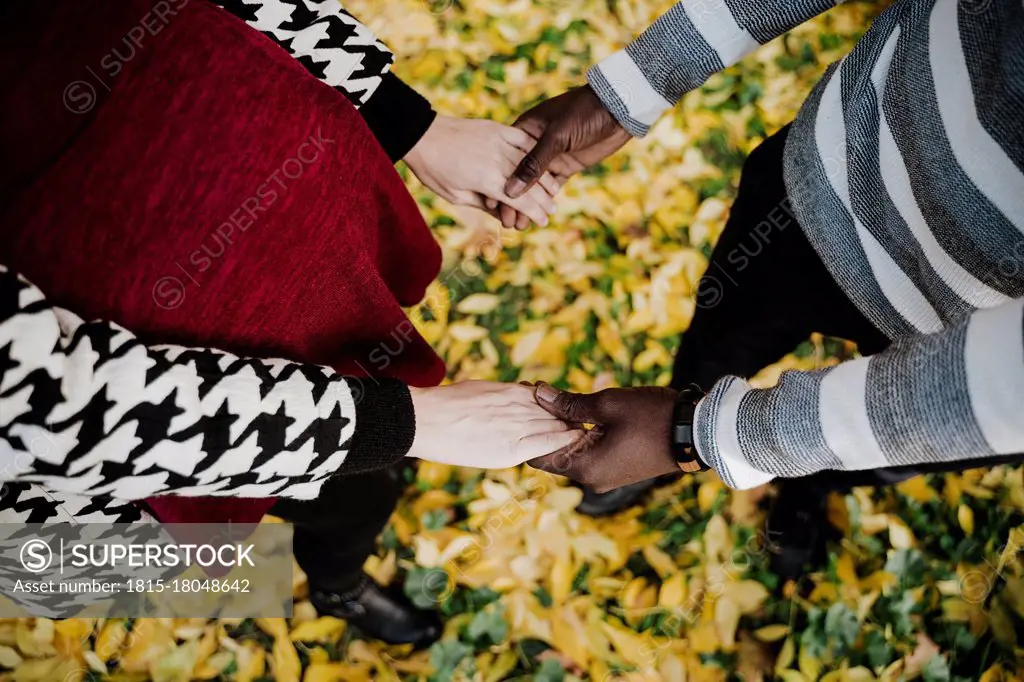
[
  {"xmin": 359, "ymin": 72, "xmax": 437, "ymax": 162},
  {"xmin": 344, "ymin": 378, "xmax": 416, "ymax": 474}
]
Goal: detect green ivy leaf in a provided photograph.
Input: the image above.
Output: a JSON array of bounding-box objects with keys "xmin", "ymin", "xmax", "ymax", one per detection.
[
  {"xmin": 825, "ymin": 602, "xmax": 859, "ymax": 654},
  {"xmin": 405, "ymin": 567, "xmax": 449, "ymax": 610},
  {"xmin": 428, "ymin": 641, "xmax": 474, "ymax": 682},
  {"xmin": 466, "ymin": 605, "xmax": 509, "ymax": 646},
  {"xmin": 923, "ymin": 654, "xmax": 951, "ymax": 682},
  {"xmin": 534, "ymin": 659, "xmax": 566, "ymax": 682}
]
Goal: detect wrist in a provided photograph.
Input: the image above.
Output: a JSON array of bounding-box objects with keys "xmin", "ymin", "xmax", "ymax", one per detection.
[
  {"xmin": 406, "ymin": 386, "xmax": 436, "ymax": 460},
  {"xmin": 403, "ymin": 115, "xmax": 442, "ymax": 177},
  {"xmin": 669, "ymin": 385, "xmax": 708, "ymax": 472}
]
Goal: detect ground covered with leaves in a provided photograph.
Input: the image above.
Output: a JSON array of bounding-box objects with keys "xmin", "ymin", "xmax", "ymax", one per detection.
[{"xmin": 3, "ymin": 0, "xmax": 1023, "ymax": 680}]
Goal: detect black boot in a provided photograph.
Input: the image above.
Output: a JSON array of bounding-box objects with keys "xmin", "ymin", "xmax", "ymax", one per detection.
[
  {"xmin": 310, "ymin": 574, "xmax": 441, "ymax": 648},
  {"xmin": 764, "ymin": 483, "xmax": 832, "ymax": 582},
  {"xmin": 575, "ymin": 474, "xmax": 679, "ymax": 517}
]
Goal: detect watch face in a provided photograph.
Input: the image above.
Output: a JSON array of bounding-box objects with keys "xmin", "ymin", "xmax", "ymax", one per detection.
[{"xmin": 672, "ymin": 423, "xmax": 694, "ymax": 447}]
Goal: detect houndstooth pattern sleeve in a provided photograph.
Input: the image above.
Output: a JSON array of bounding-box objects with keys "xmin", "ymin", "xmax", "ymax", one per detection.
[
  {"xmin": 0, "ymin": 266, "xmax": 363, "ymax": 501},
  {"xmin": 210, "ymin": 0, "xmax": 395, "ymax": 106}
]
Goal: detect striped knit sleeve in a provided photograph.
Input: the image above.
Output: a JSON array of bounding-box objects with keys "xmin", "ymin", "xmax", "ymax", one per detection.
[
  {"xmin": 0, "ymin": 266, "xmax": 415, "ymax": 502},
  {"xmin": 694, "ymin": 298, "xmax": 1024, "ymax": 489},
  {"xmin": 589, "ymin": 0, "xmax": 841, "ymax": 136}
]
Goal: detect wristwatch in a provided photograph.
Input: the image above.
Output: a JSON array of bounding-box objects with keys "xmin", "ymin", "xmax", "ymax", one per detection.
[{"xmin": 670, "ymin": 385, "xmax": 709, "ymax": 473}]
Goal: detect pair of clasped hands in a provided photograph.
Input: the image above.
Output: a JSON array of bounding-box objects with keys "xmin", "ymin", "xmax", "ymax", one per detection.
[{"xmin": 402, "ymin": 87, "xmax": 688, "ymax": 492}]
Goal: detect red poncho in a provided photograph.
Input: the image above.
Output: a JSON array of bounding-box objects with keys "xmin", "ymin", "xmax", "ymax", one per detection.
[{"xmin": 0, "ymin": 0, "xmax": 445, "ymax": 524}]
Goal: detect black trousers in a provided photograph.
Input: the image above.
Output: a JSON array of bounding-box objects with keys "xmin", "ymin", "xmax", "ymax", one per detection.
[
  {"xmin": 671, "ymin": 126, "xmax": 1020, "ymax": 492},
  {"xmin": 270, "ymin": 465, "xmax": 402, "ymax": 592}
]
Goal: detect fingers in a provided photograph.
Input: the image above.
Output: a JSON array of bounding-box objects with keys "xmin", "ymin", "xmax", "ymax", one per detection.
[
  {"xmin": 505, "ymin": 129, "xmax": 565, "ymax": 199},
  {"xmin": 548, "ymin": 154, "xmax": 584, "ymax": 183},
  {"xmin": 533, "ymin": 382, "xmax": 600, "ymax": 424},
  {"xmin": 499, "ymin": 203, "xmax": 518, "ymax": 229},
  {"xmin": 501, "ymin": 124, "xmax": 539, "ymax": 152},
  {"xmin": 516, "ymin": 428, "xmax": 587, "ymax": 462},
  {"xmin": 537, "ymin": 172, "xmax": 562, "ymax": 197},
  {"xmin": 526, "ymin": 429, "xmax": 597, "ymax": 478}
]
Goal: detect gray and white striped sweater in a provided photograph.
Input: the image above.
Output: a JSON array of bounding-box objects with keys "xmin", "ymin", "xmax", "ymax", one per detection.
[{"xmin": 589, "ymin": 0, "xmax": 1024, "ymax": 488}]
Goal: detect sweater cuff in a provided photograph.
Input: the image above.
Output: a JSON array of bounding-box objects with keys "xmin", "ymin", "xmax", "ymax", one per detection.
[
  {"xmin": 345, "ymin": 378, "xmax": 416, "ymax": 474},
  {"xmin": 359, "ymin": 72, "xmax": 437, "ymax": 162},
  {"xmin": 694, "ymin": 376, "xmax": 774, "ymax": 490},
  {"xmin": 587, "ymin": 51, "xmax": 674, "ymax": 138}
]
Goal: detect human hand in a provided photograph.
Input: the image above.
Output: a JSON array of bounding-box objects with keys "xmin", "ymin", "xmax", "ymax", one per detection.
[
  {"xmin": 404, "ymin": 115, "xmax": 563, "ymax": 229},
  {"xmin": 407, "ymin": 381, "xmax": 583, "ymax": 469},
  {"xmin": 526, "ymin": 383, "xmax": 680, "ymax": 492},
  {"xmin": 501, "ymin": 86, "xmax": 632, "ymax": 208}
]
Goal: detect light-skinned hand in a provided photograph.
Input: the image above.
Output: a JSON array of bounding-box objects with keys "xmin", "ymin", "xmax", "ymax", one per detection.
[
  {"xmin": 407, "ymin": 381, "xmax": 584, "ymax": 469},
  {"xmin": 404, "ymin": 115, "xmax": 563, "ymax": 230}
]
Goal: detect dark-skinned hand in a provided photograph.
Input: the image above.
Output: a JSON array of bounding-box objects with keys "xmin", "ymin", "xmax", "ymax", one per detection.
[
  {"xmin": 487, "ymin": 86, "xmax": 632, "ymax": 229},
  {"xmin": 527, "ymin": 382, "xmax": 681, "ymax": 492}
]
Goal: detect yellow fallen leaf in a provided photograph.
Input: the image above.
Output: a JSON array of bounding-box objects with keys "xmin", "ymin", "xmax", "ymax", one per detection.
[
  {"xmin": 271, "ymin": 637, "xmax": 302, "ymax": 682},
  {"xmin": 697, "ymin": 480, "xmax": 723, "ymax": 513},
  {"xmin": 551, "ymin": 611, "xmax": 591, "ymax": 669},
  {"xmin": 483, "ymin": 649, "xmax": 519, "ymax": 682},
  {"xmin": 753, "ymin": 624, "xmax": 789, "ymax": 642},
  {"xmin": 119, "ymin": 620, "xmax": 175, "ymax": 674},
  {"xmin": 836, "ymin": 551, "xmax": 859, "ymax": 587},
  {"xmin": 798, "ymin": 644, "xmax": 823, "ymax": 680},
  {"xmin": 12, "ymin": 657, "xmax": 61, "ymax": 682},
  {"xmin": 455, "ymin": 292, "xmax": 500, "ymax": 314},
  {"xmin": 775, "ymin": 637, "xmax": 796, "ymax": 673},
  {"xmin": 659, "ymin": 573, "xmax": 687, "ymax": 609},
  {"xmin": 416, "ymin": 462, "xmax": 454, "ymax": 488},
  {"xmin": 643, "ymin": 544, "xmax": 679, "ymax": 579},
  {"xmin": 235, "ymin": 643, "xmax": 266, "ymax": 682},
  {"xmin": 888, "ymin": 517, "xmax": 916, "ymax": 550},
  {"xmin": 255, "ymin": 618, "xmax": 290, "ymax": 641},
  {"xmin": 600, "ymin": 620, "xmax": 650, "ymax": 667},
  {"xmin": 714, "ymin": 595, "xmax": 741, "ymax": 648},
  {"xmin": 896, "ymin": 476, "xmax": 938, "ymax": 503},
  {"xmin": 14, "ymin": 620, "xmax": 55, "ymax": 659},
  {"xmin": 550, "ymin": 553, "xmax": 575, "ymax": 604},
  {"xmin": 703, "ymin": 515, "xmax": 731, "ymax": 564},
  {"xmin": 0, "ymin": 644, "xmax": 23, "ymax": 668},
  {"xmin": 289, "ymin": 618, "xmax": 345, "ymax": 643},
  {"xmin": 303, "ymin": 662, "xmax": 373, "ymax": 682},
  {"xmin": 958, "ymin": 503, "xmax": 975, "ymax": 536},
  {"xmin": 729, "ymin": 580, "xmax": 769, "ymax": 614},
  {"xmin": 448, "ymin": 321, "xmax": 489, "ymax": 343}
]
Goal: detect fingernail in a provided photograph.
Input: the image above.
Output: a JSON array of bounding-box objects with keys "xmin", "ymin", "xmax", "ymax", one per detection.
[
  {"xmin": 535, "ymin": 382, "xmax": 559, "ymax": 404},
  {"xmin": 506, "ymin": 179, "xmax": 526, "ymax": 197}
]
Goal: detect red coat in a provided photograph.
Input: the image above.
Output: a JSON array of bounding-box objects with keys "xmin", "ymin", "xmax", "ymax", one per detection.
[{"xmin": 0, "ymin": 0, "xmax": 445, "ymax": 524}]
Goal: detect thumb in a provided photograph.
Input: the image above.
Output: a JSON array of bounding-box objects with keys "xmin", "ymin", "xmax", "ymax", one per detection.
[
  {"xmin": 533, "ymin": 382, "xmax": 598, "ymax": 425},
  {"xmin": 505, "ymin": 130, "xmax": 564, "ymax": 199}
]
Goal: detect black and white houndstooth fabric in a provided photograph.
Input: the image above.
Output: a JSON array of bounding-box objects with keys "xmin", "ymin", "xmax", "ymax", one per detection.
[
  {"xmin": 0, "ymin": 266, "xmax": 365, "ymax": 523},
  {"xmin": 211, "ymin": 0, "xmax": 395, "ymax": 106}
]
